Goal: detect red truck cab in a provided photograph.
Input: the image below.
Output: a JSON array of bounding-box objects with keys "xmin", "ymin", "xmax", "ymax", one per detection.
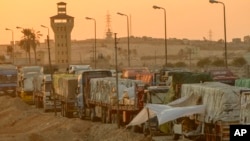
[{"xmin": 207, "ymin": 68, "xmax": 238, "ymax": 85}]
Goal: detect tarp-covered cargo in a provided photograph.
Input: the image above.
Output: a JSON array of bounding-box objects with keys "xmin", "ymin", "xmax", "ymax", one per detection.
[
  {"xmin": 18, "ymin": 66, "xmax": 43, "ymax": 74},
  {"xmin": 53, "ymin": 74, "xmax": 76, "ymax": 95},
  {"xmin": 127, "ymin": 95, "xmax": 205, "ymax": 127},
  {"xmin": 60, "ymin": 76, "xmax": 78, "ymax": 99},
  {"xmin": 169, "ymin": 71, "xmax": 213, "ymax": 84},
  {"xmin": 181, "ymin": 82, "xmax": 249, "ymax": 123},
  {"xmin": 163, "ymin": 71, "xmax": 213, "ymax": 103},
  {"xmin": 89, "ymin": 77, "xmax": 143, "ymax": 105},
  {"xmin": 235, "ymin": 78, "xmax": 250, "ymax": 88}
]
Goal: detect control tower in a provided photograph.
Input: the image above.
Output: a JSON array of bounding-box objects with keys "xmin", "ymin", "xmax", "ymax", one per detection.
[{"xmin": 50, "ymin": 2, "xmax": 74, "ymax": 67}]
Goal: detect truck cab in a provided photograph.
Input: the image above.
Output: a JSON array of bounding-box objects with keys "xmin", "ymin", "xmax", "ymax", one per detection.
[
  {"xmin": 0, "ymin": 64, "xmax": 17, "ymax": 97},
  {"xmin": 16, "ymin": 66, "xmax": 43, "ymax": 104},
  {"xmin": 68, "ymin": 65, "xmax": 92, "ymax": 74},
  {"xmin": 206, "ymin": 68, "xmax": 238, "ymax": 86}
]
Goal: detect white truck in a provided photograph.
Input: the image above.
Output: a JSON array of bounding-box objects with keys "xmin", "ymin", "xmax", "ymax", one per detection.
[
  {"xmin": 16, "ymin": 66, "xmax": 43, "ymax": 104},
  {"xmin": 68, "ymin": 65, "xmax": 92, "ymax": 74},
  {"xmin": 33, "ymin": 74, "xmax": 60, "ymax": 112}
]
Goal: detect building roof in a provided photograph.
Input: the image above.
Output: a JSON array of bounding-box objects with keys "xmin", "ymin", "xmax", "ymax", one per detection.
[
  {"xmin": 50, "ymin": 14, "xmax": 74, "ymax": 19},
  {"xmin": 57, "ymin": 2, "xmax": 66, "ymax": 5}
]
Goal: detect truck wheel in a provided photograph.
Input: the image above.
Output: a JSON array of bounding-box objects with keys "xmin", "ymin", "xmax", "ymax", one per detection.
[
  {"xmin": 90, "ymin": 108, "xmax": 96, "ymax": 122},
  {"xmin": 43, "ymin": 101, "xmax": 47, "ymax": 112},
  {"xmin": 101, "ymin": 108, "xmax": 106, "ymax": 123},
  {"xmin": 43, "ymin": 108, "xmax": 48, "ymax": 113},
  {"xmin": 142, "ymin": 124, "xmax": 149, "ymax": 136},
  {"xmin": 78, "ymin": 107, "xmax": 84, "ymax": 120},
  {"xmin": 38, "ymin": 97, "xmax": 42, "ymax": 108},
  {"xmin": 106, "ymin": 109, "xmax": 111, "ymax": 123},
  {"xmin": 16, "ymin": 91, "xmax": 20, "ymax": 97},
  {"xmin": 35, "ymin": 96, "xmax": 38, "ymax": 108},
  {"xmin": 111, "ymin": 113, "xmax": 117, "ymax": 124},
  {"xmin": 65, "ymin": 104, "xmax": 73, "ymax": 118},
  {"xmin": 61, "ymin": 103, "xmax": 65, "ymax": 117}
]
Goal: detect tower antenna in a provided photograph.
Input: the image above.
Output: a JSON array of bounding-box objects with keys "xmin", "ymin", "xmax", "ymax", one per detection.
[{"xmin": 105, "ymin": 11, "xmax": 113, "ymax": 39}]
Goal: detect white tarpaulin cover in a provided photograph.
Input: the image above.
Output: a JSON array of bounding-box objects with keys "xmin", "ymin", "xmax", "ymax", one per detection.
[
  {"xmin": 127, "ymin": 95, "xmax": 205, "ymax": 127},
  {"xmin": 181, "ymin": 82, "xmax": 250, "ymax": 123},
  {"xmin": 89, "ymin": 77, "xmax": 143, "ymax": 104}
]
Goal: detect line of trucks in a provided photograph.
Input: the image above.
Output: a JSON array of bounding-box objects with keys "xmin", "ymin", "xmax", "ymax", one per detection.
[
  {"xmin": 16, "ymin": 65, "xmax": 145, "ymax": 125},
  {"xmin": 134, "ymin": 70, "xmax": 250, "ymax": 141},
  {"xmin": 14, "ymin": 65, "xmax": 250, "ymax": 141}
]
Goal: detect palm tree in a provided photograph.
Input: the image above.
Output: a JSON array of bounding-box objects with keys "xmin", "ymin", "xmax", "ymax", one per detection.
[{"xmin": 19, "ymin": 28, "xmax": 41, "ymax": 64}]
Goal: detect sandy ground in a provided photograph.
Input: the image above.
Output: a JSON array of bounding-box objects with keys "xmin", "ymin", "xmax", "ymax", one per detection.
[{"xmin": 0, "ymin": 95, "xmax": 155, "ymax": 141}]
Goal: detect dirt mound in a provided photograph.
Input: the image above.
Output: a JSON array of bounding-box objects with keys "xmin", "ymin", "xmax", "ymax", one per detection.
[{"xmin": 0, "ymin": 96, "xmax": 147, "ymax": 141}]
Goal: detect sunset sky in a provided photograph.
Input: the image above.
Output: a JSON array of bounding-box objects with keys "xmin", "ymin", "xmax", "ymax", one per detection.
[{"xmin": 0, "ymin": 0, "xmax": 249, "ymax": 44}]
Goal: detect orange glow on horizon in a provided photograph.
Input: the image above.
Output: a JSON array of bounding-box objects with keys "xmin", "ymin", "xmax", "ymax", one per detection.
[{"xmin": 0, "ymin": 0, "xmax": 250, "ymax": 44}]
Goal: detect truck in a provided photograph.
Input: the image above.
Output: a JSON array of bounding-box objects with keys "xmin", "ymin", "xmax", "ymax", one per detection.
[
  {"xmin": 68, "ymin": 65, "xmax": 92, "ymax": 74},
  {"xmin": 0, "ymin": 64, "xmax": 17, "ymax": 97},
  {"xmin": 33, "ymin": 74, "xmax": 60, "ymax": 112},
  {"xmin": 158, "ymin": 67, "xmax": 188, "ymax": 86},
  {"xmin": 206, "ymin": 68, "xmax": 238, "ymax": 86},
  {"xmin": 121, "ymin": 67, "xmax": 150, "ymax": 80},
  {"xmin": 143, "ymin": 85, "xmax": 169, "ymax": 136},
  {"xmin": 16, "ymin": 66, "xmax": 43, "ymax": 104},
  {"xmin": 172, "ymin": 82, "xmax": 250, "ymax": 141},
  {"xmin": 53, "ymin": 73, "xmax": 78, "ymax": 117},
  {"xmin": 147, "ymin": 71, "xmax": 213, "ymax": 137},
  {"xmin": 234, "ymin": 78, "xmax": 250, "ymax": 125},
  {"xmin": 76, "ymin": 70, "xmax": 145, "ymax": 125}
]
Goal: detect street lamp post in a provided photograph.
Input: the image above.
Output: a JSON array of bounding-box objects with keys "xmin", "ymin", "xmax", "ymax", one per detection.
[
  {"xmin": 209, "ymin": 0, "xmax": 228, "ymax": 68},
  {"xmin": 153, "ymin": 5, "xmax": 167, "ymax": 67},
  {"xmin": 85, "ymin": 17, "xmax": 97, "ymax": 69},
  {"xmin": 41, "ymin": 24, "xmax": 57, "ymax": 116},
  {"xmin": 5, "ymin": 28, "xmax": 15, "ymax": 64},
  {"xmin": 114, "ymin": 33, "xmax": 120, "ymax": 128},
  {"xmin": 41, "ymin": 25, "xmax": 52, "ymax": 69},
  {"xmin": 117, "ymin": 12, "xmax": 130, "ymax": 67}
]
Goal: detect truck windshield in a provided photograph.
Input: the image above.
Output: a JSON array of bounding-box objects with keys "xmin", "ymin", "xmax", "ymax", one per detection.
[
  {"xmin": 0, "ymin": 70, "xmax": 17, "ymax": 84},
  {"xmin": 82, "ymin": 71, "xmax": 112, "ymax": 85},
  {"xmin": 147, "ymin": 87, "xmax": 169, "ymax": 104}
]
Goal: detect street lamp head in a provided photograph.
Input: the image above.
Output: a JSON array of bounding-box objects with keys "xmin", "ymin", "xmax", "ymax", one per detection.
[
  {"xmin": 41, "ymin": 25, "xmax": 48, "ymax": 28},
  {"xmin": 209, "ymin": 0, "xmax": 219, "ymax": 3},
  {"xmin": 16, "ymin": 26, "xmax": 23, "ymax": 29},
  {"xmin": 5, "ymin": 28, "xmax": 11, "ymax": 31},
  {"xmin": 153, "ymin": 5, "xmax": 161, "ymax": 9},
  {"xmin": 85, "ymin": 17, "xmax": 92, "ymax": 20},
  {"xmin": 117, "ymin": 12, "xmax": 125, "ymax": 16}
]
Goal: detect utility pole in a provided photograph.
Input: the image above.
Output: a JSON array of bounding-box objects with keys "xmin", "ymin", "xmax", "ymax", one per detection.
[{"xmin": 114, "ymin": 33, "xmax": 120, "ymax": 128}]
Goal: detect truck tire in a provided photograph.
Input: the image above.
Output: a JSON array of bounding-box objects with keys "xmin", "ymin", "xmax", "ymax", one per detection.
[
  {"xmin": 38, "ymin": 97, "xmax": 42, "ymax": 108},
  {"xmin": 78, "ymin": 107, "xmax": 84, "ymax": 120},
  {"xmin": 43, "ymin": 100, "xmax": 48, "ymax": 112},
  {"xmin": 111, "ymin": 113, "xmax": 117, "ymax": 124},
  {"xmin": 43, "ymin": 108, "xmax": 48, "ymax": 113},
  {"xmin": 101, "ymin": 107, "xmax": 106, "ymax": 123},
  {"xmin": 90, "ymin": 108, "xmax": 96, "ymax": 122},
  {"xmin": 65, "ymin": 104, "xmax": 73, "ymax": 118},
  {"xmin": 35, "ymin": 96, "xmax": 39, "ymax": 108},
  {"xmin": 61, "ymin": 103, "xmax": 65, "ymax": 117},
  {"xmin": 106, "ymin": 109, "xmax": 111, "ymax": 123}
]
